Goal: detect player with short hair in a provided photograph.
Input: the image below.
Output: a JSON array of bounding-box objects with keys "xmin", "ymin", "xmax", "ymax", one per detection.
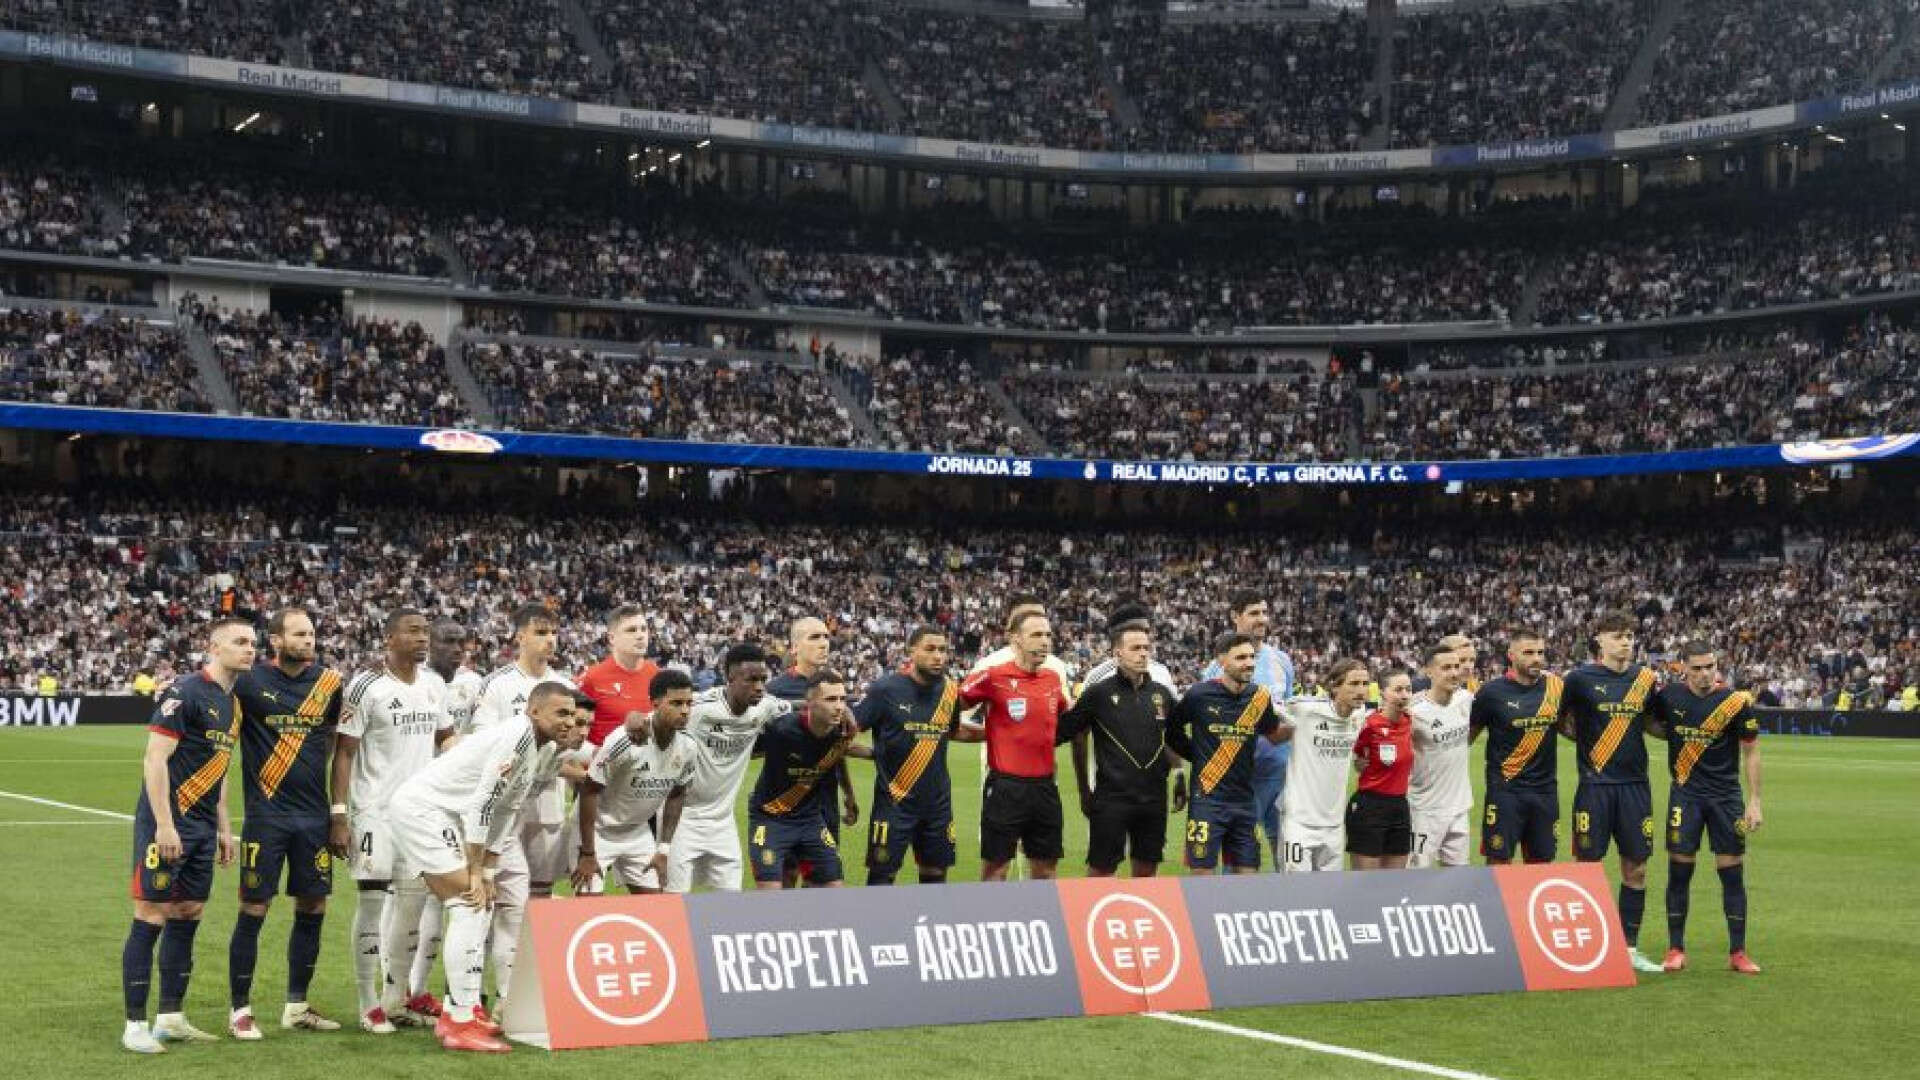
[
  {"xmin": 576, "ymin": 605, "xmax": 660, "ymax": 748},
  {"xmin": 227, "ymin": 606, "xmax": 346, "ymax": 1039},
  {"xmin": 389, "ymin": 682, "xmax": 583, "ymax": 1053},
  {"xmin": 1407, "ymin": 643, "xmax": 1474, "ymax": 868},
  {"xmin": 469, "ymin": 604, "xmax": 572, "ymax": 999},
  {"xmin": 573, "ymin": 668, "xmax": 698, "ymax": 894},
  {"xmin": 1280, "ymin": 658, "xmax": 1369, "ymax": 872},
  {"xmin": 1349, "ymin": 668, "xmax": 1415, "ymax": 870},
  {"xmin": 1170, "ymin": 632, "xmax": 1287, "ymax": 875},
  {"xmin": 1207, "ymin": 592, "xmax": 1297, "ymax": 870},
  {"xmin": 748, "ymin": 670, "xmax": 859, "ymax": 889},
  {"xmin": 857, "ymin": 626, "xmax": 981, "ymax": 886},
  {"xmin": 766, "ymin": 616, "xmax": 859, "ymax": 886},
  {"xmin": 1652, "ymin": 642, "xmax": 1765, "ymax": 974},
  {"xmin": 120, "ymin": 617, "xmax": 250, "ymax": 1054},
  {"xmin": 668, "ymin": 643, "xmax": 793, "ymax": 892},
  {"xmin": 960, "ymin": 611, "xmax": 1073, "ymax": 881},
  {"xmin": 329, "ymin": 610, "xmax": 454, "ymax": 1032},
  {"xmin": 1471, "ymin": 630, "xmax": 1564, "ymax": 865},
  {"xmin": 1561, "ymin": 611, "xmax": 1665, "ymax": 973},
  {"xmin": 433, "ymin": 623, "xmax": 483, "ymax": 736},
  {"xmin": 1061, "ymin": 623, "xmax": 1185, "ymax": 878}
]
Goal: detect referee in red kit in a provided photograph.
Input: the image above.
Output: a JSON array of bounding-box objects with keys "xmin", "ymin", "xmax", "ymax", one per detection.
[
  {"xmin": 958, "ymin": 611, "xmax": 1070, "ymax": 882},
  {"xmin": 1348, "ymin": 667, "xmax": 1416, "ymax": 870}
]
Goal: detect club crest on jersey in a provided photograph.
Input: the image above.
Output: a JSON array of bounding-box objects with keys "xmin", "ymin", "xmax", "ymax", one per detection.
[
  {"xmin": 1008, "ymin": 698, "xmax": 1028, "ymax": 722},
  {"xmin": 161, "ymin": 697, "xmax": 181, "ymax": 717}
]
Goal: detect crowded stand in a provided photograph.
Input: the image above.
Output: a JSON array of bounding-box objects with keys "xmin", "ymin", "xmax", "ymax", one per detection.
[
  {"xmin": 0, "ymin": 308, "xmax": 208, "ymax": 412},
  {"xmin": 1390, "ymin": 0, "xmax": 1651, "ymax": 148},
  {"xmin": 121, "ymin": 173, "xmax": 446, "ymax": 277},
  {"xmin": 2, "ymin": 0, "xmax": 288, "ymax": 64},
  {"xmin": 865, "ymin": 350, "xmax": 1034, "ymax": 455},
  {"xmin": 462, "ymin": 340, "xmax": 856, "ymax": 445},
  {"xmin": 1006, "ymin": 372, "xmax": 1356, "ymax": 461},
  {"xmin": 197, "ymin": 305, "xmax": 468, "ymax": 426},
  {"xmin": 306, "ymin": 0, "xmax": 607, "ymax": 100},
  {"xmin": 1110, "ymin": 10, "xmax": 1373, "ymax": 153},
  {"xmin": 0, "ymin": 489, "xmax": 1910, "ymax": 710},
  {"xmin": 448, "ymin": 208, "xmax": 746, "ymax": 307},
  {"xmin": 0, "ymin": 163, "xmax": 116, "ymax": 258},
  {"xmin": 1636, "ymin": 0, "xmax": 1912, "ymax": 125}
]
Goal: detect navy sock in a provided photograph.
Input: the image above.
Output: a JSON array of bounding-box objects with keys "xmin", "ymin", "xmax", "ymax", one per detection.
[
  {"xmin": 1618, "ymin": 884, "xmax": 1646, "ymax": 948},
  {"xmin": 1666, "ymin": 859, "xmax": 1695, "ymax": 950},
  {"xmin": 122, "ymin": 920, "xmax": 163, "ymax": 1022},
  {"xmin": 288, "ymin": 910, "xmax": 325, "ymax": 1003},
  {"xmin": 866, "ymin": 867, "xmax": 897, "ymax": 886},
  {"xmin": 157, "ymin": 918, "xmax": 201, "ymax": 1014},
  {"xmin": 229, "ymin": 911, "xmax": 265, "ymax": 1009},
  {"xmin": 1718, "ymin": 864, "xmax": 1748, "ymax": 953}
]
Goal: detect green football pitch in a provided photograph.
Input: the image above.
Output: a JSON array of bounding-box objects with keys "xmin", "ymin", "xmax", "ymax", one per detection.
[{"xmin": 4, "ymin": 726, "xmax": 1917, "ymax": 1080}]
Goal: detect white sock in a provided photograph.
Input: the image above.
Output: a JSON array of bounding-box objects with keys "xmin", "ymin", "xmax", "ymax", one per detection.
[
  {"xmin": 410, "ymin": 897, "xmax": 444, "ymax": 998},
  {"xmin": 379, "ymin": 882, "xmax": 429, "ymax": 1009},
  {"xmin": 352, "ymin": 887, "xmax": 388, "ymax": 1013},
  {"xmin": 488, "ymin": 902, "xmax": 525, "ymax": 1003},
  {"xmin": 441, "ymin": 900, "xmax": 487, "ymax": 1024}
]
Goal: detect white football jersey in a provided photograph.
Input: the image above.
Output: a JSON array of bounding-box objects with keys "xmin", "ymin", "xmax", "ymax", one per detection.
[
  {"xmin": 1280, "ymin": 697, "xmax": 1364, "ymax": 829},
  {"xmin": 391, "ymin": 715, "xmax": 542, "ymax": 852},
  {"xmin": 444, "ymin": 667, "xmax": 484, "ymax": 734},
  {"xmin": 588, "ymin": 728, "xmax": 699, "ymax": 840},
  {"xmin": 472, "ymin": 662, "xmax": 574, "ymax": 823},
  {"xmin": 1409, "ymin": 688, "xmax": 1475, "ymax": 819},
  {"xmin": 682, "ymin": 688, "xmax": 791, "ymax": 821},
  {"xmin": 340, "ymin": 665, "xmax": 448, "ymax": 811}
]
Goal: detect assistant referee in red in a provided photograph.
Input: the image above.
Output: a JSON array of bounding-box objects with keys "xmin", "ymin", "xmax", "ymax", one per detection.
[
  {"xmin": 958, "ymin": 611, "xmax": 1071, "ymax": 882},
  {"xmin": 1349, "ymin": 667, "xmax": 1416, "ymax": 870}
]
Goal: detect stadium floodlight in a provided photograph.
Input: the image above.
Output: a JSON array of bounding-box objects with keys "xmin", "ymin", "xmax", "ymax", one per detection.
[
  {"xmin": 697, "ymin": 139, "xmax": 712, "ymax": 148},
  {"xmin": 233, "ymin": 111, "xmax": 262, "ymax": 132},
  {"xmin": 669, "ymin": 153, "xmax": 682, "ymax": 163},
  {"xmin": 628, "ymin": 151, "xmax": 641, "ymax": 161}
]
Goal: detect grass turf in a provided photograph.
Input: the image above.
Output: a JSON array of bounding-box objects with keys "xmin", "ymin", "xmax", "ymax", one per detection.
[{"xmin": 2, "ymin": 727, "xmax": 1916, "ymax": 1080}]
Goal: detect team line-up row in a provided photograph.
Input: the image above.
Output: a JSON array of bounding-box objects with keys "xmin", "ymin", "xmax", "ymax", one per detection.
[{"xmin": 115, "ymin": 595, "xmax": 1765, "ymax": 1054}]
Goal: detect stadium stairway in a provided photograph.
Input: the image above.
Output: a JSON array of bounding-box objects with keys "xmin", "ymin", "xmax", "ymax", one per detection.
[
  {"xmin": 180, "ymin": 316, "xmax": 243, "ymax": 415},
  {"xmin": 981, "ymin": 377, "xmax": 1053, "ymax": 457},
  {"xmin": 427, "ymin": 228, "xmax": 472, "ymax": 287},
  {"xmin": 817, "ymin": 365, "xmax": 887, "ymax": 448},
  {"xmin": 1360, "ymin": 0, "xmax": 1396, "ymax": 151},
  {"xmin": 1512, "ymin": 254, "xmax": 1548, "ymax": 327},
  {"xmin": 440, "ymin": 326, "xmax": 501, "ymax": 428},
  {"xmin": 1601, "ymin": 0, "xmax": 1686, "ymax": 131},
  {"xmin": 1087, "ymin": 7, "xmax": 1143, "ymax": 134},
  {"xmin": 728, "ymin": 252, "xmax": 771, "ymax": 310},
  {"xmin": 558, "ymin": 0, "xmax": 623, "ymax": 100}
]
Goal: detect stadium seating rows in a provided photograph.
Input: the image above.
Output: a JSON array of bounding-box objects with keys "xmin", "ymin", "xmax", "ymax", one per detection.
[{"xmin": 7, "ymin": 0, "xmax": 1917, "ymax": 151}]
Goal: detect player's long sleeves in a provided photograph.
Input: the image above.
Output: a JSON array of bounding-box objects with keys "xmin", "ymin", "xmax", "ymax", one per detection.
[{"xmin": 466, "ymin": 730, "xmax": 532, "ymax": 850}]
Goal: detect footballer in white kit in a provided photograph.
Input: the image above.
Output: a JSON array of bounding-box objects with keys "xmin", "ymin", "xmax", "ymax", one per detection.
[
  {"xmin": 1408, "ymin": 643, "xmax": 1475, "ymax": 869},
  {"xmin": 575, "ymin": 669, "xmax": 699, "ymax": 892},
  {"xmin": 469, "ymin": 608, "xmax": 575, "ymax": 891},
  {"xmin": 341, "ymin": 665, "xmax": 451, "ymax": 881},
  {"xmin": 668, "ymin": 644, "xmax": 791, "ymax": 893},
  {"xmin": 1280, "ymin": 661, "xmax": 1371, "ymax": 872}
]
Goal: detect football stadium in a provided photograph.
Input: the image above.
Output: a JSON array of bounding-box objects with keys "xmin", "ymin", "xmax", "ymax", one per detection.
[{"xmin": 0, "ymin": 1, "xmax": 1917, "ymax": 1077}]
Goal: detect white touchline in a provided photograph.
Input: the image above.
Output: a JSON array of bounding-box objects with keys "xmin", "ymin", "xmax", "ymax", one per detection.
[
  {"xmin": 0, "ymin": 790, "xmax": 133, "ymax": 821},
  {"xmin": 0, "ymin": 820, "xmax": 124, "ymax": 826},
  {"xmin": 1145, "ymin": 1012, "xmax": 1507, "ymax": 1080}
]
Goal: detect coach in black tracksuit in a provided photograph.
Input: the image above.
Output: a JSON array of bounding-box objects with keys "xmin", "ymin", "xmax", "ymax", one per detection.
[{"xmin": 1056, "ymin": 623, "xmax": 1187, "ymax": 878}]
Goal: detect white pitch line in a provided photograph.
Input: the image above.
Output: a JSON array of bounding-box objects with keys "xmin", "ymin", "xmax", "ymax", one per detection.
[
  {"xmin": 0, "ymin": 790, "xmax": 133, "ymax": 821},
  {"xmin": 0, "ymin": 820, "xmax": 123, "ymax": 826},
  {"xmin": 1146, "ymin": 1012, "xmax": 1507, "ymax": 1080}
]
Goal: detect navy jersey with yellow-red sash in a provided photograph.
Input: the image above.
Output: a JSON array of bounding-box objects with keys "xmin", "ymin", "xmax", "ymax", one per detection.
[
  {"xmin": 233, "ymin": 661, "xmax": 344, "ymax": 899},
  {"xmin": 747, "ymin": 708, "xmax": 854, "ymax": 884},
  {"xmin": 854, "ymin": 672, "xmax": 962, "ymax": 873},
  {"xmin": 1470, "ymin": 673, "xmax": 1564, "ymax": 862},
  {"xmin": 1169, "ymin": 679, "xmax": 1279, "ymax": 870},
  {"xmin": 132, "ymin": 672, "xmax": 241, "ymax": 901},
  {"xmin": 1563, "ymin": 663, "xmax": 1659, "ymax": 861},
  {"xmin": 1655, "ymin": 684, "xmax": 1761, "ymax": 856}
]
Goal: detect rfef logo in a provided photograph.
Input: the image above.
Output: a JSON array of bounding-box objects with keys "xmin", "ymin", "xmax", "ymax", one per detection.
[
  {"xmin": 1056, "ymin": 877, "xmax": 1210, "ymax": 1014},
  {"xmin": 567, "ymin": 914, "xmax": 678, "ymax": 1026},
  {"xmin": 1491, "ymin": 862, "xmax": 1635, "ymax": 992},
  {"xmin": 513, "ymin": 895, "xmax": 708, "ymax": 1049}
]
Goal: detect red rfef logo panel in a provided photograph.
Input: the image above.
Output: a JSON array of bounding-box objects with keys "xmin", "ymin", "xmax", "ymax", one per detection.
[
  {"xmin": 1491, "ymin": 862, "xmax": 1636, "ymax": 991},
  {"xmin": 526, "ymin": 894, "xmax": 709, "ymax": 1049},
  {"xmin": 1055, "ymin": 877, "xmax": 1211, "ymax": 1015}
]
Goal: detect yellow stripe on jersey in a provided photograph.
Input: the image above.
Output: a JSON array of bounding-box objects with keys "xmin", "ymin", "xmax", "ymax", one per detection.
[
  {"xmin": 1588, "ymin": 668, "xmax": 1658, "ymax": 773},
  {"xmin": 1500, "ymin": 674, "xmax": 1563, "ymax": 783},
  {"xmin": 1674, "ymin": 691, "xmax": 1750, "ymax": 786},
  {"xmin": 760, "ymin": 738, "xmax": 852, "ymax": 816},
  {"xmin": 887, "ymin": 681, "xmax": 958, "ymax": 802},
  {"xmin": 257, "ymin": 670, "xmax": 341, "ymax": 800},
  {"xmin": 1198, "ymin": 687, "xmax": 1270, "ymax": 796},
  {"xmin": 175, "ymin": 698, "xmax": 239, "ymax": 815}
]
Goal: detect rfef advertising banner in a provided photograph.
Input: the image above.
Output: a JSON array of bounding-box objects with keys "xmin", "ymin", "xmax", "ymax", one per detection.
[{"xmin": 500, "ymin": 863, "xmax": 1633, "ymax": 1050}]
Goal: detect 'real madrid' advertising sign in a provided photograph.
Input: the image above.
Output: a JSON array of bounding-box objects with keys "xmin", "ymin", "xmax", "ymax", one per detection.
[{"xmin": 501, "ymin": 863, "xmax": 1632, "ymax": 1050}]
